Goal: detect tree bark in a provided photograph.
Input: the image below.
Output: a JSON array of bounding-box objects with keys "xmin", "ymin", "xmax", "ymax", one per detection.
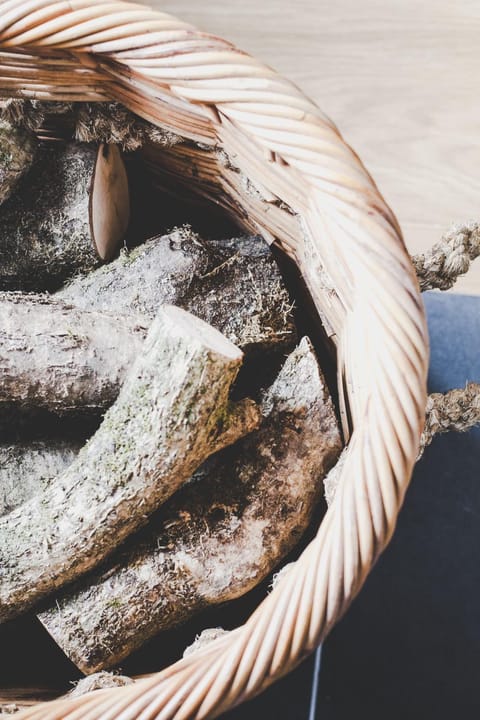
[
  {"xmin": 0, "ymin": 119, "xmax": 37, "ymax": 205},
  {"xmin": 0, "ymin": 142, "xmax": 129, "ymax": 291},
  {"xmin": 0, "ymin": 293, "xmax": 148, "ymax": 414},
  {"xmin": 38, "ymin": 338, "xmax": 342, "ymax": 673},
  {"xmin": 57, "ymin": 228, "xmax": 296, "ymax": 357},
  {"xmin": 0, "ymin": 306, "xmax": 260, "ymax": 623},
  {"xmin": 0, "ymin": 231, "xmax": 296, "ymax": 414},
  {"xmin": 0, "ymin": 441, "xmax": 80, "ymax": 516}
]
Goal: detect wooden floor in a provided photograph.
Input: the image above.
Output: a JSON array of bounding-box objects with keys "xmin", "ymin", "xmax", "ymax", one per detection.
[{"xmin": 153, "ymin": 0, "xmax": 480, "ymax": 294}]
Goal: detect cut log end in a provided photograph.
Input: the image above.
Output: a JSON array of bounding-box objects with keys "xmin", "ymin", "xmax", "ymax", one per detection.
[
  {"xmin": 161, "ymin": 304, "xmax": 243, "ymax": 362},
  {"xmin": 90, "ymin": 143, "xmax": 130, "ymax": 262}
]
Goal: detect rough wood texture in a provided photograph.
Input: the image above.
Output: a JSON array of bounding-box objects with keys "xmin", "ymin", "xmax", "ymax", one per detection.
[
  {"xmin": 39, "ymin": 338, "xmax": 342, "ymax": 673},
  {"xmin": 57, "ymin": 227, "xmax": 296, "ymax": 357},
  {"xmin": 0, "ymin": 441, "xmax": 80, "ymax": 516},
  {"xmin": 0, "ymin": 306, "xmax": 261, "ymax": 623},
  {"xmin": 0, "ymin": 142, "xmax": 129, "ymax": 291},
  {"xmin": 0, "ymin": 230, "xmax": 295, "ymax": 413},
  {"xmin": 0, "ymin": 293, "xmax": 148, "ymax": 414},
  {"xmin": 0, "ymin": 119, "xmax": 37, "ymax": 204}
]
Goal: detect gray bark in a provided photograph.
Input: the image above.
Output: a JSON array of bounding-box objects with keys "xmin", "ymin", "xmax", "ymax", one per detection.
[
  {"xmin": 0, "ymin": 441, "xmax": 80, "ymax": 516},
  {"xmin": 0, "ymin": 120, "xmax": 37, "ymax": 205},
  {"xmin": 38, "ymin": 338, "xmax": 342, "ymax": 673},
  {"xmin": 0, "ymin": 230, "xmax": 295, "ymax": 414},
  {"xmin": 0, "ymin": 305, "xmax": 261, "ymax": 623},
  {"xmin": 0, "ymin": 293, "xmax": 148, "ymax": 414},
  {"xmin": 0, "ymin": 142, "xmax": 129, "ymax": 291},
  {"xmin": 58, "ymin": 227, "xmax": 296, "ymax": 357}
]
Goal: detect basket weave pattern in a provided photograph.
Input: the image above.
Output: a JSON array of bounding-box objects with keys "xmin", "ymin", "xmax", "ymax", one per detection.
[{"xmin": 0, "ymin": 2, "xmax": 429, "ymax": 718}]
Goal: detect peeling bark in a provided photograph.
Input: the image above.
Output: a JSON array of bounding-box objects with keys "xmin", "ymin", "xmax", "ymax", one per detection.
[
  {"xmin": 0, "ymin": 306, "xmax": 261, "ymax": 623},
  {"xmin": 39, "ymin": 338, "xmax": 342, "ymax": 673}
]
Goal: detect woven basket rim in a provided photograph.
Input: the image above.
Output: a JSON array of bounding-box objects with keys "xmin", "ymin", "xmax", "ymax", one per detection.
[{"xmin": 0, "ymin": 2, "xmax": 429, "ymax": 718}]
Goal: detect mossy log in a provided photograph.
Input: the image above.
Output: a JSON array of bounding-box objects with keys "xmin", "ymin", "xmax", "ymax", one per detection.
[
  {"xmin": 0, "ymin": 142, "xmax": 129, "ymax": 291},
  {"xmin": 0, "ymin": 293, "xmax": 147, "ymax": 414},
  {"xmin": 58, "ymin": 227, "xmax": 296, "ymax": 357},
  {"xmin": 0, "ymin": 306, "xmax": 261, "ymax": 623},
  {"xmin": 0, "ymin": 441, "xmax": 80, "ymax": 516},
  {"xmin": 0, "ymin": 119, "xmax": 37, "ymax": 205},
  {"xmin": 38, "ymin": 338, "xmax": 342, "ymax": 673}
]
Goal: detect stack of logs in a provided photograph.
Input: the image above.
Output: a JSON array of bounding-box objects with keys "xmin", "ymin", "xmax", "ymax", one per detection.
[{"xmin": 0, "ymin": 103, "xmax": 342, "ymax": 675}]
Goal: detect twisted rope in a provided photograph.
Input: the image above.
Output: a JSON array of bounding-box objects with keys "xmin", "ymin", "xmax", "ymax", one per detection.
[
  {"xmin": 0, "ymin": 2, "xmax": 429, "ymax": 718},
  {"xmin": 419, "ymin": 383, "xmax": 480, "ymax": 456},
  {"xmin": 412, "ymin": 222, "xmax": 480, "ymax": 457},
  {"xmin": 412, "ymin": 222, "xmax": 480, "ymax": 291}
]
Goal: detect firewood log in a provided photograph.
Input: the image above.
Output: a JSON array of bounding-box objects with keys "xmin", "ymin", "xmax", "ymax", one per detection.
[
  {"xmin": 0, "ymin": 233, "xmax": 295, "ymax": 415},
  {"xmin": 0, "ymin": 306, "xmax": 261, "ymax": 623},
  {"xmin": 57, "ymin": 227, "xmax": 296, "ymax": 357},
  {"xmin": 38, "ymin": 338, "xmax": 342, "ymax": 673},
  {"xmin": 0, "ymin": 293, "xmax": 147, "ymax": 414},
  {"xmin": 0, "ymin": 142, "xmax": 129, "ymax": 291},
  {"xmin": 0, "ymin": 119, "xmax": 37, "ymax": 205}
]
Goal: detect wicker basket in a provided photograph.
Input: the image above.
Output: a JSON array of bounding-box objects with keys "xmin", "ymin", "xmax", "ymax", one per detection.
[{"xmin": 0, "ymin": 2, "xmax": 429, "ymax": 718}]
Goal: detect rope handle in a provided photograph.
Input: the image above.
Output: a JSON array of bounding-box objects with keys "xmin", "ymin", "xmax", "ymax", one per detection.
[
  {"xmin": 410, "ymin": 222, "xmax": 480, "ymax": 451},
  {"xmin": 419, "ymin": 383, "xmax": 480, "ymax": 455},
  {"xmin": 412, "ymin": 222, "xmax": 480, "ymax": 291}
]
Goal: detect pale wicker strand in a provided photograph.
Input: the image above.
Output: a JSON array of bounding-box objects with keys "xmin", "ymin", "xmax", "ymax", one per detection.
[
  {"xmin": 0, "ymin": 2, "xmax": 429, "ymax": 718},
  {"xmin": 413, "ymin": 222, "xmax": 480, "ymax": 291}
]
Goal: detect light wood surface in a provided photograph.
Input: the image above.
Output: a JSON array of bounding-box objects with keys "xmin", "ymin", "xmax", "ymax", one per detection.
[{"xmin": 154, "ymin": 0, "xmax": 480, "ymax": 294}]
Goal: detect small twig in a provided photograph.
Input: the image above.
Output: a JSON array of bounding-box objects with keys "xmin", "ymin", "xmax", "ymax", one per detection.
[
  {"xmin": 412, "ymin": 222, "xmax": 480, "ymax": 291},
  {"xmin": 197, "ymin": 252, "xmax": 240, "ymax": 279}
]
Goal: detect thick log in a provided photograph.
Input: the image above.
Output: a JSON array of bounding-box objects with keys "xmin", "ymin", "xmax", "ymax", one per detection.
[
  {"xmin": 58, "ymin": 227, "xmax": 296, "ymax": 357},
  {"xmin": 0, "ymin": 293, "xmax": 147, "ymax": 414},
  {"xmin": 0, "ymin": 232, "xmax": 295, "ymax": 414},
  {"xmin": 0, "ymin": 441, "xmax": 80, "ymax": 517},
  {"xmin": 0, "ymin": 142, "xmax": 129, "ymax": 291},
  {"xmin": 0, "ymin": 119, "xmax": 37, "ymax": 205},
  {"xmin": 0, "ymin": 306, "xmax": 261, "ymax": 623},
  {"xmin": 38, "ymin": 338, "xmax": 342, "ymax": 673}
]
